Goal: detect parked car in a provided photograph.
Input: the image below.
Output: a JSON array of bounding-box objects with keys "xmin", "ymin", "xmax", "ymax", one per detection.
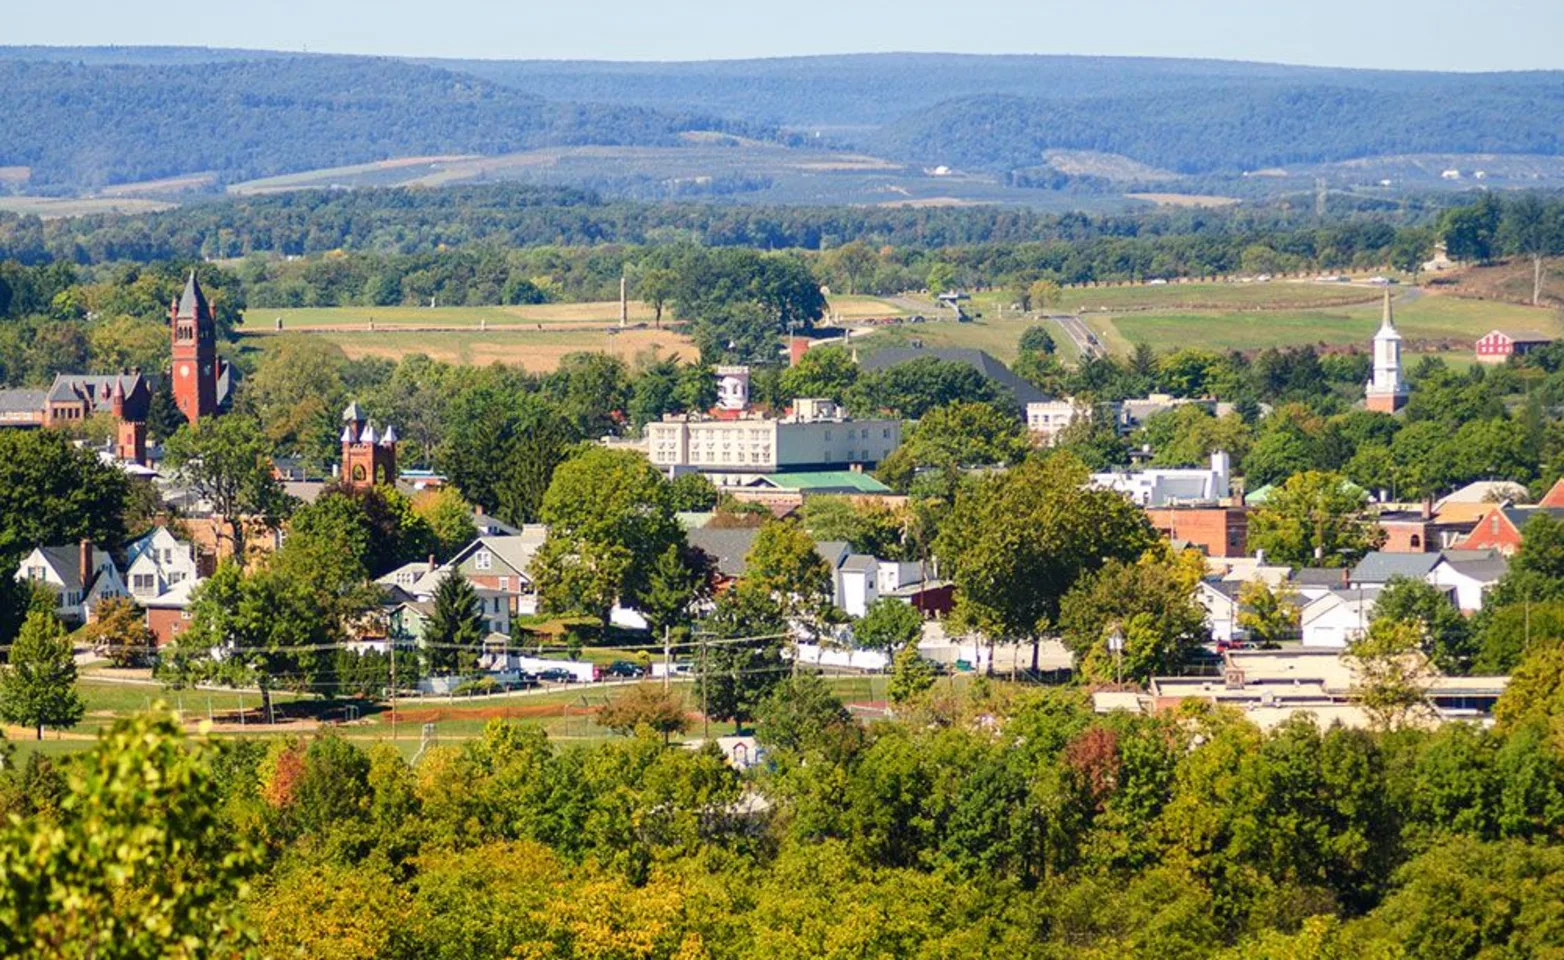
[
  {"xmin": 537, "ymin": 667, "xmax": 576, "ymax": 683},
  {"xmin": 604, "ymin": 660, "xmax": 645, "ymax": 679}
]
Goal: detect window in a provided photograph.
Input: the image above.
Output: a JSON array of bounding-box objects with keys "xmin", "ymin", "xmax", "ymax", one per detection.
[
  {"xmin": 475, "ymin": 550, "xmax": 493, "ymax": 570},
  {"xmin": 1409, "ymin": 534, "xmax": 1422, "ymax": 550},
  {"xmin": 168, "ymin": 572, "xmax": 184, "ymax": 585},
  {"xmin": 181, "ymin": 610, "xmax": 192, "ymax": 620},
  {"xmin": 499, "ymin": 576, "xmax": 510, "ymax": 592},
  {"xmin": 1491, "ymin": 517, "xmax": 1500, "ymax": 535},
  {"xmin": 132, "ymin": 574, "xmax": 156, "ymax": 592}
]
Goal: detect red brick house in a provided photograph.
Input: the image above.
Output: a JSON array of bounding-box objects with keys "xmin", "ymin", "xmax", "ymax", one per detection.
[
  {"xmin": 1144, "ymin": 505, "xmax": 1248, "ymax": 557},
  {"xmin": 1456, "ymin": 504, "xmax": 1564, "ymax": 556},
  {"xmin": 1475, "ymin": 329, "xmax": 1554, "ymax": 365}
]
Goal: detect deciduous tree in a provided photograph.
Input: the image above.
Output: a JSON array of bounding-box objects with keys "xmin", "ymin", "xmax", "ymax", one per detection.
[{"xmin": 0, "ymin": 607, "xmax": 84, "ymax": 740}]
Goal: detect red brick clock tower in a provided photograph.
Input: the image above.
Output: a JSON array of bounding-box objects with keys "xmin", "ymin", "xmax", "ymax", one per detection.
[{"xmin": 170, "ymin": 270, "xmax": 219, "ymax": 424}]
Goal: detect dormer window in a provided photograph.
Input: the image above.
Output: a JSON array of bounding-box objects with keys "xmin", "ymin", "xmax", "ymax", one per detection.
[{"xmin": 475, "ymin": 550, "xmax": 493, "ymax": 571}]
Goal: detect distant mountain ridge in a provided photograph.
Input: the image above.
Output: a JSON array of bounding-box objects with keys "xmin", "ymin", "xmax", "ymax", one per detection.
[{"xmin": 2, "ymin": 47, "xmax": 1563, "ymax": 195}]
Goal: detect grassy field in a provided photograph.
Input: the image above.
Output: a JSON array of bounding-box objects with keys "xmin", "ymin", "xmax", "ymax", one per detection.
[
  {"xmin": 1093, "ymin": 291, "xmax": 1557, "ymax": 354},
  {"xmin": 858, "ymin": 284, "xmax": 1554, "ymax": 364},
  {"xmin": 6, "ymin": 674, "xmax": 912, "ymax": 762}
]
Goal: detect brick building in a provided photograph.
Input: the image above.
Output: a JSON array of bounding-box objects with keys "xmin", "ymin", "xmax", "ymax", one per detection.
[
  {"xmin": 1475, "ymin": 329, "xmax": 1554, "ymax": 365},
  {"xmin": 1144, "ymin": 505, "xmax": 1249, "ymax": 557}
]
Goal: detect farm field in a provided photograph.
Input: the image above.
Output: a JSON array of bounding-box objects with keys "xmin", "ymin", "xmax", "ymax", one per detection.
[
  {"xmin": 257, "ymin": 300, "xmax": 662, "ymax": 330},
  {"xmin": 244, "ymin": 326, "xmax": 696, "ymax": 371},
  {"xmin": 0, "ymin": 195, "xmax": 176, "ymax": 218}
]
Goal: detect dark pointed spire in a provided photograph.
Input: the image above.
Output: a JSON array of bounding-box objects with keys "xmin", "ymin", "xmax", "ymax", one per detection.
[{"xmin": 176, "ymin": 269, "xmax": 209, "ymax": 320}]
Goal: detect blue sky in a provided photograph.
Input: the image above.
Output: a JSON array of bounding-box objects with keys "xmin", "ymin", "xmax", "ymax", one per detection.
[{"xmin": 9, "ymin": 0, "xmax": 1563, "ymax": 71}]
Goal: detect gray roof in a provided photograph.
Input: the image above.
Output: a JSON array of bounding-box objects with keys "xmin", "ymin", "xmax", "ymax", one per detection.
[
  {"xmin": 1493, "ymin": 330, "xmax": 1553, "ymax": 343},
  {"xmin": 688, "ymin": 526, "xmax": 762, "ymax": 578},
  {"xmin": 38, "ymin": 546, "xmax": 84, "ymax": 592},
  {"xmin": 1439, "ymin": 549, "xmax": 1509, "ymax": 583},
  {"xmin": 858, "ymin": 346, "xmax": 1047, "ymax": 407},
  {"xmin": 1291, "ymin": 567, "xmax": 1350, "ymax": 587},
  {"xmin": 1503, "ymin": 506, "xmax": 1564, "ymax": 530},
  {"xmin": 1350, "ymin": 552, "xmax": 1442, "ymax": 584},
  {"xmin": 45, "ymin": 373, "xmax": 146, "ymax": 406},
  {"xmin": 841, "ymin": 553, "xmax": 877, "ymax": 573},
  {"xmin": 0, "ymin": 389, "xmax": 47, "ymax": 413}
]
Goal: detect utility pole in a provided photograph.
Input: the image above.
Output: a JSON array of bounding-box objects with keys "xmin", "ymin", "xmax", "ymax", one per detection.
[
  {"xmin": 619, "ymin": 275, "xmax": 628, "ymax": 328},
  {"xmin": 390, "ymin": 641, "xmax": 398, "ymax": 743},
  {"xmin": 662, "ymin": 625, "xmax": 672, "ymax": 691},
  {"xmin": 701, "ymin": 634, "xmax": 710, "ymax": 742}
]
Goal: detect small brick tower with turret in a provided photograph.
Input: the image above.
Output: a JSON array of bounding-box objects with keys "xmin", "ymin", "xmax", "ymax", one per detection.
[
  {"xmin": 170, "ymin": 270, "xmax": 219, "ymax": 425},
  {"xmin": 340, "ymin": 402, "xmax": 398, "ymax": 489},
  {"xmin": 109, "ymin": 377, "xmax": 147, "ymax": 464}
]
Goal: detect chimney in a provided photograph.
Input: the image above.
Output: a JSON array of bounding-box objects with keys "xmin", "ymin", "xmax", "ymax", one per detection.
[
  {"xmin": 79, "ymin": 538, "xmax": 93, "ymax": 588},
  {"xmin": 427, "ymin": 553, "xmax": 437, "ymax": 573},
  {"xmin": 1421, "ymin": 496, "xmax": 1433, "ymax": 521}
]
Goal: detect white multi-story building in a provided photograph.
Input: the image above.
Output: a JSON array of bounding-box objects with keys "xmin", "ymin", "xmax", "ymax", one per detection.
[
  {"xmin": 123, "ymin": 526, "xmax": 201, "ymax": 601},
  {"xmin": 646, "ymin": 398, "xmax": 902, "ymax": 485},
  {"xmin": 1092, "ymin": 451, "xmax": 1232, "ymax": 507},
  {"xmin": 1025, "ymin": 400, "xmax": 1084, "ymax": 444}
]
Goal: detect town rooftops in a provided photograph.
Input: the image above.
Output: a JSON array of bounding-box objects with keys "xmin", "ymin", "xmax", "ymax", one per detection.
[
  {"xmin": 0, "ymin": 388, "xmax": 47, "ymax": 413},
  {"xmin": 1438, "ymin": 549, "xmax": 1509, "ymax": 582},
  {"xmin": 687, "ymin": 526, "xmax": 761, "ymax": 579},
  {"xmin": 1349, "ymin": 552, "xmax": 1442, "ymax": 584},
  {"xmin": 45, "ymin": 372, "xmax": 147, "ymax": 405}
]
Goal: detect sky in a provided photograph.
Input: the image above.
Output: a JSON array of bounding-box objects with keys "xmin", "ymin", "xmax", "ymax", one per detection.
[{"xmin": 7, "ymin": 0, "xmax": 1564, "ymax": 71}]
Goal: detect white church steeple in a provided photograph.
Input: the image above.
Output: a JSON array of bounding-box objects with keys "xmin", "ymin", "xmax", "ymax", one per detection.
[{"xmin": 1365, "ymin": 290, "xmax": 1407, "ymax": 413}]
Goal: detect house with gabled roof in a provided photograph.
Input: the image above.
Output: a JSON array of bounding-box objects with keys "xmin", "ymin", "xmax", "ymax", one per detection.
[
  {"xmin": 1456, "ymin": 503, "xmax": 1564, "ymax": 556},
  {"xmin": 15, "ymin": 540, "xmax": 126, "ymax": 624}
]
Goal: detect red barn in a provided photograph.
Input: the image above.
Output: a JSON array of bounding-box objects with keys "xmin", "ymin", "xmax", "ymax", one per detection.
[{"xmin": 1475, "ymin": 329, "xmax": 1554, "ymax": 365}]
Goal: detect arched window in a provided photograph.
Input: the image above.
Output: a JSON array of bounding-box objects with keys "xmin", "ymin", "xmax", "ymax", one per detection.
[{"xmin": 1410, "ymin": 534, "xmax": 1422, "ymax": 550}]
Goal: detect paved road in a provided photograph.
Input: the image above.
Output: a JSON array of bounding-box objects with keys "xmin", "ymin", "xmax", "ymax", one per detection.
[{"xmin": 1047, "ymin": 313, "xmax": 1105, "ymax": 359}]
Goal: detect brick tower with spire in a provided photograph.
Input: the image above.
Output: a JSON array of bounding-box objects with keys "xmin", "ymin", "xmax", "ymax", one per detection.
[
  {"xmin": 170, "ymin": 270, "xmax": 219, "ymax": 424},
  {"xmin": 340, "ymin": 402, "xmax": 398, "ymax": 489}
]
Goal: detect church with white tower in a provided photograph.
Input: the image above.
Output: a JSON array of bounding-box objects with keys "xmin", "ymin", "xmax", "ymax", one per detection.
[{"xmin": 1365, "ymin": 290, "xmax": 1408, "ymax": 413}]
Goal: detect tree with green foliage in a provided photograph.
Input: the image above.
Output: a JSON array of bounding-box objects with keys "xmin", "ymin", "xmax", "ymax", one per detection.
[
  {"xmin": 778, "ymin": 345, "xmax": 858, "ymax": 402},
  {"xmin": 855, "ymin": 597, "xmax": 923, "ymax": 651},
  {"xmin": 744, "ymin": 519, "xmax": 835, "ymax": 638},
  {"xmin": 640, "ymin": 543, "xmax": 712, "ymax": 643},
  {"xmin": 937, "ymin": 453, "xmax": 1156, "ymax": 671},
  {"xmin": 801, "ymin": 495, "xmax": 906, "ymax": 558},
  {"xmin": 425, "ymin": 569, "xmax": 486, "ymax": 675},
  {"xmin": 1493, "ymin": 638, "xmax": 1564, "ymax": 750},
  {"xmin": 1019, "ymin": 325, "xmax": 1058, "ymax": 356},
  {"xmin": 754, "ymin": 672, "xmax": 853, "ymax": 755},
  {"xmin": 697, "ymin": 582, "xmax": 788, "ymax": 733},
  {"xmin": 532, "ymin": 447, "xmax": 683, "ymax": 625},
  {"xmin": 164, "ymin": 413, "xmax": 289, "ymax": 561},
  {"xmin": 1249, "ymin": 470, "xmax": 1382, "ymax": 567},
  {"xmin": 926, "ymin": 261, "xmax": 956, "ymax": 297},
  {"xmin": 438, "ymin": 383, "xmax": 579, "ymax": 525},
  {"xmin": 542, "ymin": 351, "xmax": 632, "ymax": 438},
  {"xmin": 0, "ymin": 710, "xmax": 260, "ymax": 958},
  {"xmin": 664, "ymin": 471, "xmax": 718, "ymax": 513},
  {"xmin": 412, "ymin": 485, "xmax": 479, "ymax": 562},
  {"xmin": 1374, "ymin": 576, "xmax": 1476, "ymax": 674},
  {"xmin": 1059, "ymin": 546, "xmax": 1209, "ymax": 682},
  {"xmin": 0, "ymin": 607, "xmax": 83, "ymax": 740},
  {"xmin": 823, "ymin": 240, "xmax": 878, "ymax": 296},
  {"xmin": 1237, "ymin": 578, "xmax": 1302, "ymax": 647},
  {"xmin": 850, "ymin": 356, "xmax": 1008, "ymax": 419},
  {"xmin": 887, "ymin": 643, "xmax": 937, "ymax": 704},
  {"xmin": 1498, "ymin": 193, "xmax": 1564, "ymax": 306},
  {"xmin": 0, "ymin": 428, "xmax": 130, "ymax": 558},
  {"xmin": 1349, "ymin": 618, "xmax": 1435, "ymax": 731},
  {"xmin": 876, "ymin": 400, "xmax": 1029, "ymax": 492},
  {"xmin": 636, "ymin": 267, "xmax": 678, "ymax": 328},
  {"xmin": 1027, "ymin": 279, "xmax": 1062, "ymax": 312}
]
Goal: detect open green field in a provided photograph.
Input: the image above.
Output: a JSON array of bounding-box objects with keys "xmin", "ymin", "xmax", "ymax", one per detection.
[
  {"xmin": 6, "ymin": 674, "xmax": 910, "ymax": 762},
  {"xmin": 1092, "ymin": 291, "xmax": 1556, "ymax": 354},
  {"xmin": 860, "ymin": 286, "xmax": 1554, "ymax": 364}
]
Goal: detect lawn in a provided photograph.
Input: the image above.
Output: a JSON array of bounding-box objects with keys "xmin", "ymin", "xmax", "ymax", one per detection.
[{"xmin": 4, "ymin": 673, "xmax": 948, "ymax": 762}]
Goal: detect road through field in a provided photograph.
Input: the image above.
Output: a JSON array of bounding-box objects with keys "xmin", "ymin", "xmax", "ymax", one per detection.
[{"xmin": 1049, "ymin": 313, "xmax": 1105, "ymax": 359}]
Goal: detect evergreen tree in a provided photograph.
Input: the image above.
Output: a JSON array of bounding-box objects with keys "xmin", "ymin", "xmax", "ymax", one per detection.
[
  {"xmin": 424, "ymin": 569, "xmax": 484, "ymax": 676},
  {"xmin": 0, "ymin": 608, "xmax": 84, "ymax": 740}
]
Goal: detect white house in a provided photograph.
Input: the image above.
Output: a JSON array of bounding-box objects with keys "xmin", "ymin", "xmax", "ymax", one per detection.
[
  {"xmin": 1300, "ymin": 589, "xmax": 1379, "ymax": 649},
  {"xmin": 123, "ymin": 526, "xmax": 201, "ymax": 601},
  {"xmin": 1093, "ymin": 451, "xmax": 1232, "ymax": 507},
  {"xmin": 1428, "ymin": 551, "xmax": 1508, "ymax": 613},
  {"xmin": 1025, "ymin": 400, "xmax": 1084, "ymax": 445},
  {"xmin": 15, "ymin": 541, "xmax": 126, "ymax": 624},
  {"xmin": 1198, "ymin": 580, "xmax": 1244, "ymax": 643}
]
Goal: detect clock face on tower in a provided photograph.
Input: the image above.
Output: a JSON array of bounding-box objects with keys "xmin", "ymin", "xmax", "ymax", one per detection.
[{"xmin": 178, "ymin": 363, "xmax": 190, "ymax": 378}]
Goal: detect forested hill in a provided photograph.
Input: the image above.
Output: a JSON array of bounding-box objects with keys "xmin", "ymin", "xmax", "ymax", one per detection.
[
  {"xmin": 873, "ymin": 84, "xmax": 1564, "ymax": 175},
  {"xmin": 5, "ymin": 47, "xmax": 1564, "ymax": 194},
  {"xmin": 0, "ymin": 57, "xmax": 752, "ymax": 193}
]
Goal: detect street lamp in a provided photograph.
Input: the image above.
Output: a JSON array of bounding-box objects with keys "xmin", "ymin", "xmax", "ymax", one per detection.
[{"xmin": 1107, "ymin": 626, "xmax": 1125, "ymax": 689}]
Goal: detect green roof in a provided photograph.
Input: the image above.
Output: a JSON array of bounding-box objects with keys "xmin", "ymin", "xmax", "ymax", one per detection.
[
  {"xmin": 758, "ymin": 471, "xmax": 893, "ymax": 494},
  {"xmin": 1246, "ymin": 478, "xmax": 1365, "ymax": 507}
]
